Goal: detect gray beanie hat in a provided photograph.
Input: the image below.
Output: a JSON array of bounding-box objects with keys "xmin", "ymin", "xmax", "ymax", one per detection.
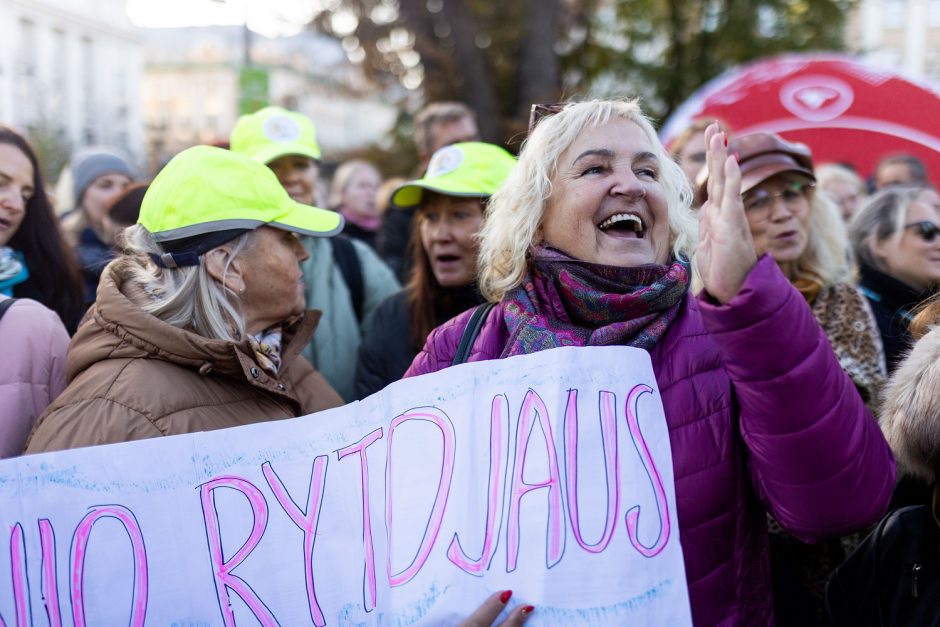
[{"xmin": 72, "ymin": 148, "xmax": 133, "ymax": 205}]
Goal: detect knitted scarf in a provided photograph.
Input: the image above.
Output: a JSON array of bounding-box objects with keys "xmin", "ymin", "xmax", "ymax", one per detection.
[
  {"xmin": 501, "ymin": 246, "xmax": 690, "ymax": 358},
  {"xmin": 340, "ymin": 207, "xmax": 381, "ymax": 232},
  {"xmin": 0, "ymin": 247, "xmax": 29, "ymax": 296}
]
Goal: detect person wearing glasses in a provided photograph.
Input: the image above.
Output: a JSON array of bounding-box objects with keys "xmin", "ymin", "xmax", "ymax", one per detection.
[
  {"xmin": 703, "ymin": 132, "xmax": 888, "ymax": 625},
  {"xmin": 849, "ymin": 184, "xmax": 940, "ymax": 374},
  {"xmin": 715, "ymin": 133, "xmax": 886, "ymax": 407},
  {"xmin": 405, "ymin": 100, "xmax": 893, "ymax": 625}
]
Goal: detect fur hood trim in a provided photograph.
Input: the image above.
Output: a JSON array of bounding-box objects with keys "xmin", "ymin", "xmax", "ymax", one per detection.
[{"xmin": 881, "ymin": 324, "xmax": 940, "ymax": 482}]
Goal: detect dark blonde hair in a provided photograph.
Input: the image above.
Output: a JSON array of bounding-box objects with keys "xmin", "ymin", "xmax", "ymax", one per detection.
[
  {"xmin": 414, "ymin": 102, "xmax": 476, "ymax": 159},
  {"xmin": 327, "ymin": 160, "xmax": 381, "ymax": 209},
  {"xmin": 668, "ymin": 119, "xmax": 711, "ymax": 158}
]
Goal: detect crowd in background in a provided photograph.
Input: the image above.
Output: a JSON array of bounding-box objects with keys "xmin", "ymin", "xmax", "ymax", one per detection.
[{"xmin": 1, "ymin": 94, "xmax": 939, "ymax": 625}]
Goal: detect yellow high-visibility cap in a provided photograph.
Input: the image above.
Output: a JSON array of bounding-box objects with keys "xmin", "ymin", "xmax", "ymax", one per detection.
[
  {"xmin": 139, "ymin": 145, "xmax": 342, "ymax": 244},
  {"xmin": 229, "ymin": 106, "xmax": 321, "ymax": 165},
  {"xmin": 391, "ymin": 142, "xmax": 516, "ymax": 208}
]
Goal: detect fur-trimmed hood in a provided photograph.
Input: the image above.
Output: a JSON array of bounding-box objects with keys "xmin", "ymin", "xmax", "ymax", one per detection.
[{"xmin": 881, "ymin": 324, "xmax": 940, "ymax": 482}]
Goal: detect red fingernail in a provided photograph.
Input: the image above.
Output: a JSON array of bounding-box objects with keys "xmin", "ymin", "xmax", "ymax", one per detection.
[
  {"xmin": 500, "ymin": 590, "xmax": 513, "ymax": 604},
  {"xmin": 522, "ymin": 605, "xmax": 535, "ymax": 614},
  {"xmin": 723, "ymin": 135, "xmax": 728, "ymax": 147}
]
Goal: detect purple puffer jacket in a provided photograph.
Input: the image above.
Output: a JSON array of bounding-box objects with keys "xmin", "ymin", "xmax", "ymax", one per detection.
[{"xmin": 405, "ymin": 255, "xmax": 895, "ymax": 626}]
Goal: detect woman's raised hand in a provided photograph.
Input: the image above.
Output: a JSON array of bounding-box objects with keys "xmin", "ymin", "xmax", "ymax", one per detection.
[
  {"xmin": 457, "ymin": 590, "xmax": 534, "ymax": 627},
  {"xmin": 694, "ymin": 123, "xmax": 758, "ymax": 304}
]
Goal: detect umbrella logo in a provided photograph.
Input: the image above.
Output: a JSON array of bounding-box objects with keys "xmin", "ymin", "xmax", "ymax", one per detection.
[{"xmin": 779, "ymin": 75, "xmax": 854, "ymax": 122}]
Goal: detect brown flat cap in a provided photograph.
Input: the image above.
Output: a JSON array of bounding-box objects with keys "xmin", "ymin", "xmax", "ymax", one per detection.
[{"xmin": 696, "ymin": 132, "xmax": 816, "ymax": 203}]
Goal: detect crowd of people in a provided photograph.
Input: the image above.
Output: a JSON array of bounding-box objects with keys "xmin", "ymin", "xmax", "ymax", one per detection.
[{"xmin": 1, "ymin": 94, "xmax": 939, "ymax": 625}]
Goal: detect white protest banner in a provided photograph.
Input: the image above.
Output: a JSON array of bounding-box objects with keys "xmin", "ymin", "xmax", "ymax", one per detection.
[{"xmin": 0, "ymin": 346, "xmax": 692, "ymax": 625}]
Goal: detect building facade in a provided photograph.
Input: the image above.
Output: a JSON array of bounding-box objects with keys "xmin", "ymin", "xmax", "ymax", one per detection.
[
  {"xmin": 848, "ymin": 0, "xmax": 940, "ymax": 82},
  {"xmin": 0, "ymin": 0, "xmax": 144, "ymax": 173},
  {"xmin": 140, "ymin": 26, "xmax": 397, "ymax": 172}
]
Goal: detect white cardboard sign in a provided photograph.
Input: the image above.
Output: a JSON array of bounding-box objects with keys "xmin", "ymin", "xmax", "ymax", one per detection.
[{"xmin": 0, "ymin": 346, "xmax": 692, "ymax": 625}]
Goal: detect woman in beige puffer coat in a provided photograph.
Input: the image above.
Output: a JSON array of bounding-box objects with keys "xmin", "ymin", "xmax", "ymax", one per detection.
[{"xmin": 25, "ymin": 145, "xmax": 347, "ymax": 454}]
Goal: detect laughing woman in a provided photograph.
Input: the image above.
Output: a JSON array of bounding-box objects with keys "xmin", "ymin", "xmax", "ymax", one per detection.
[
  {"xmin": 404, "ymin": 100, "xmax": 894, "ymax": 624},
  {"xmin": 354, "ymin": 142, "xmax": 515, "ymax": 398}
]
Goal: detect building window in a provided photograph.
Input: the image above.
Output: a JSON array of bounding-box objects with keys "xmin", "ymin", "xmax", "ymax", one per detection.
[
  {"xmin": 81, "ymin": 37, "xmax": 96, "ymax": 143},
  {"xmin": 18, "ymin": 19, "xmax": 37, "ymax": 76},
  {"xmin": 51, "ymin": 29, "xmax": 68, "ymax": 114}
]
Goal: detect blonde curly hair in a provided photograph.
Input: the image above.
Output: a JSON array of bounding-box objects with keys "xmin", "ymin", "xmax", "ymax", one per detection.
[{"xmin": 477, "ymin": 99, "xmax": 697, "ymax": 302}]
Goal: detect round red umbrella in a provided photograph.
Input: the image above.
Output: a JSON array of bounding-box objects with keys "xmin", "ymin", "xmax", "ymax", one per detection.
[{"xmin": 660, "ymin": 53, "xmax": 940, "ymax": 187}]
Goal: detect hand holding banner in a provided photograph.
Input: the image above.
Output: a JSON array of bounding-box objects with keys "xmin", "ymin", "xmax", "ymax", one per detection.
[{"xmin": 0, "ymin": 346, "xmax": 692, "ymax": 626}]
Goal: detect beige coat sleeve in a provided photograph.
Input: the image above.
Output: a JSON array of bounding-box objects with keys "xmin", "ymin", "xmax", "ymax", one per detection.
[
  {"xmin": 287, "ymin": 355, "xmax": 345, "ymax": 416},
  {"xmin": 24, "ymin": 397, "xmax": 164, "ymax": 454}
]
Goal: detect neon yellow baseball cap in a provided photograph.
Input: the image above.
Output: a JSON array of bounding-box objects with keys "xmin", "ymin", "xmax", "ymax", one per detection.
[
  {"xmin": 229, "ymin": 106, "xmax": 321, "ymax": 165},
  {"xmin": 391, "ymin": 142, "xmax": 516, "ymax": 208},
  {"xmin": 138, "ymin": 146, "xmax": 342, "ymax": 266}
]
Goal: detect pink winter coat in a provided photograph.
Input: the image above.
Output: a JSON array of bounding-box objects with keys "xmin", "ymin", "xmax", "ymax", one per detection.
[
  {"xmin": 405, "ymin": 256, "xmax": 895, "ymax": 626},
  {"xmin": 0, "ymin": 296, "xmax": 69, "ymax": 458}
]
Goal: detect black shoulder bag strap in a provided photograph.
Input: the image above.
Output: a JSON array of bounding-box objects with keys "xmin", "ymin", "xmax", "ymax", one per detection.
[
  {"xmin": 452, "ymin": 302, "xmax": 495, "ymax": 366},
  {"xmin": 0, "ymin": 298, "xmax": 18, "ymax": 323},
  {"xmin": 331, "ymin": 236, "xmax": 364, "ymax": 323}
]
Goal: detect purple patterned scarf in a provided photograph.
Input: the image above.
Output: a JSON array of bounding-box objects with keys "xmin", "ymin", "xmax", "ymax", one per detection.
[{"xmin": 501, "ymin": 246, "xmax": 690, "ymax": 358}]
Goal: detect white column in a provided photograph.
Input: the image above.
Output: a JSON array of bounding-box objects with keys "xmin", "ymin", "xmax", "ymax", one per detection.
[
  {"xmin": 905, "ymin": 0, "xmax": 928, "ymax": 75},
  {"xmin": 860, "ymin": 0, "xmax": 884, "ymax": 51}
]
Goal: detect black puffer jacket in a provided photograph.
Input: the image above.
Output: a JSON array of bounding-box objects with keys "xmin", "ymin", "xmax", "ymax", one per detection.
[
  {"xmin": 858, "ymin": 264, "xmax": 932, "ymax": 374},
  {"xmin": 828, "ymin": 319, "xmax": 940, "ymax": 626},
  {"xmin": 354, "ymin": 285, "xmax": 483, "ymax": 399},
  {"xmin": 827, "ymin": 501, "xmax": 940, "ymax": 626},
  {"xmin": 375, "ymin": 206, "xmax": 415, "ymax": 282}
]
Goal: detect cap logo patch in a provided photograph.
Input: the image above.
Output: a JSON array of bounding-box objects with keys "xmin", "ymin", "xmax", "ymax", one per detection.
[
  {"xmin": 427, "ymin": 146, "xmax": 464, "ymax": 177},
  {"xmin": 263, "ymin": 115, "xmax": 302, "ymax": 143}
]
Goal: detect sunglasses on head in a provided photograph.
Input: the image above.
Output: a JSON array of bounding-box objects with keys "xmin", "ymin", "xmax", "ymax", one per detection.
[
  {"xmin": 904, "ymin": 221, "xmax": 940, "ymax": 242},
  {"xmin": 528, "ymin": 102, "xmax": 566, "ymax": 134}
]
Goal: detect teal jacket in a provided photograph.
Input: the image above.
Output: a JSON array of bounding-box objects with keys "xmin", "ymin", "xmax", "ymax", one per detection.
[{"xmin": 301, "ymin": 236, "xmax": 400, "ymax": 401}]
